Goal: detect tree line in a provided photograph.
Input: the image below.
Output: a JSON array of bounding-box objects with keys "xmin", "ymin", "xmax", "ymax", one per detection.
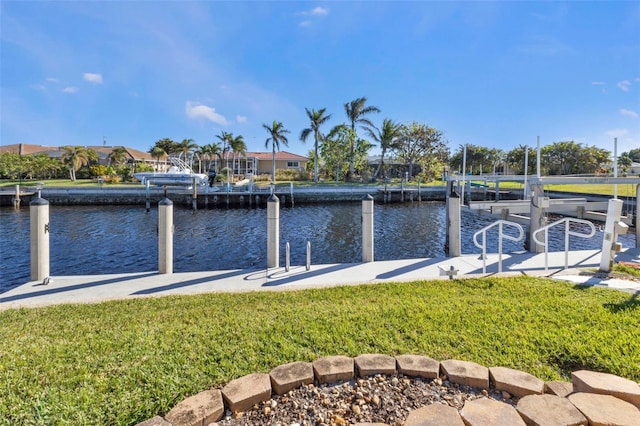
[
  {"xmin": 449, "ymin": 143, "xmax": 639, "ymax": 176},
  {"xmin": 2, "ymin": 95, "xmax": 638, "ymax": 181}
]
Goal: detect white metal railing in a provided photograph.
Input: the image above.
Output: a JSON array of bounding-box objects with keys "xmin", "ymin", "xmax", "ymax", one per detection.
[
  {"xmin": 285, "ymin": 240, "xmax": 311, "ymax": 272},
  {"xmin": 473, "ymin": 220, "xmax": 525, "ymax": 274},
  {"xmin": 532, "ymin": 218, "xmax": 596, "ymax": 271}
]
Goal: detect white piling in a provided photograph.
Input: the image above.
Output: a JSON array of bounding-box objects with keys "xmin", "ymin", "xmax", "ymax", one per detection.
[
  {"xmin": 599, "ymin": 198, "xmax": 624, "ymax": 272},
  {"xmin": 267, "ymin": 194, "xmax": 280, "ymax": 268},
  {"xmin": 158, "ymin": 197, "xmax": 174, "ymax": 274},
  {"xmin": 528, "ymin": 183, "xmax": 546, "ymax": 253},
  {"xmin": 362, "ymin": 194, "xmax": 374, "ymax": 262},
  {"xmin": 446, "ymin": 182, "xmax": 461, "ymax": 257},
  {"xmin": 30, "ymin": 196, "xmax": 50, "ymax": 282}
]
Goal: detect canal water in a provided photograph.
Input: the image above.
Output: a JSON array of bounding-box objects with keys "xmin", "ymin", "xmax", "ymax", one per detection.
[{"xmin": 0, "ymin": 202, "xmax": 636, "ymax": 294}]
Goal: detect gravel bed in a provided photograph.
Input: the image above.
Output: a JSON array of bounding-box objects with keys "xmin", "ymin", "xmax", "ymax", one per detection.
[{"xmin": 216, "ymin": 374, "xmax": 515, "ymax": 425}]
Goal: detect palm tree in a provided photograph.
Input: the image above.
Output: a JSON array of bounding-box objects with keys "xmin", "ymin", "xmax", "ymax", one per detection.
[
  {"xmin": 177, "ymin": 138, "xmax": 198, "ymax": 168},
  {"xmin": 107, "ymin": 147, "xmax": 129, "ymax": 167},
  {"xmin": 366, "ymin": 118, "xmax": 401, "ymax": 179},
  {"xmin": 60, "ymin": 146, "xmax": 94, "ymax": 181},
  {"xmin": 263, "ymin": 120, "xmax": 290, "ymax": 184},
  {"xmin": 216, "ymin": 131, "xmax": 232, "ymax": 172},
  {"xmin": 200, "ymin": 143, "xmax": 222, "ymax": 172},
  {"xmin": 300, "ymin": 107, "xmax": 332, "ymax": 182},
  {"xmin": 148, "ymin": 146, "xmax": 166, "ymax": 171},
  {"xmin": 344, "ymin": 97, "xmax": 380, "ymax": 180},
  {"xmin": 228, "ymin": 134, "xmax": 246, "ymax": 178}
]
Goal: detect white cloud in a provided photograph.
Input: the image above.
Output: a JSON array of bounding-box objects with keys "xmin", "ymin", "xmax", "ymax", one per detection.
[
  {"xmin": 620, "ymin": 109, "xmax": 638, "ymax": 119},
  {"xmin": 236, "ymin": 115, "xmax": 248, "ymax": 124},
  {"xmin": 46, "ymin": 77, "xmax": 58, "ymax": 83},
  {"xmin": 84, "ymin": 73, "xmax": 103, "ymax": 84},
  {"xmin": 591, "ymin": 81, "xmax": 605, "ymax": 86},
  {"xmin": 299, "ymin": 20, "xmax": 312, "ymax": 28},
  {"xmin": 32, "ymin": 84, "xmax": 46, "ymax": 91},
  {"xmin": 605, "ymin": 128, "xmax": 629, "ymax": 138},
  {"xmin": 617, "ymin": 80, "xmax": 631, "ymax": 92},
  {"xmin": 63, "ymin": 86, "xmax": 79, "ymax": 93},
  {"xmin": 310, "ymin": 7, "xmax": 329, "ymax": 16},
  {"xmin": 185, "ymin": 101, "xmax": 228, "ymax": 125}
]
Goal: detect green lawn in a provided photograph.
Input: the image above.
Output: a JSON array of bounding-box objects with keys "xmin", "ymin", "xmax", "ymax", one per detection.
[{"xmin": 1, "ymin": 277, "xmax": 638, "ymax": 425}]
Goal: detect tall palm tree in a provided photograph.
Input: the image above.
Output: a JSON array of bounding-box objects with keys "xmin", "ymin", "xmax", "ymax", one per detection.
[
  {"xmin": 365, "ymin": 118, "xmax": 402, "ymax": 179},
  {"xmin": 60, "ymin": 146, "xmax": 94, "ymax": 181},
  {"xmin": 200, "ymin": 143, "xmax": 222, "ymax": 172},
  {"xmin": 228, "ymin": 134, "xmax": 246, "ymax": 178},
  {"xmin": 216, "ymin": 131, "xmax": 232, "ymax": 172},
  {"xmin": 263, "ymin": 120, "xmax": 290, "ymax": 184},
  {"xmin": 177, "ymin": 138, "xmax": 198, "ymax": 168},
  {"xmin": 300, "ymin": 107, "xmax": 332, "ymax": 182},
  {"xmin": 344, "ymin": 97, "xmax": 380, "ymax": 180},
  {"xmin": 148, "ymin": 146, "xmax": 166, "ymax": 171}
]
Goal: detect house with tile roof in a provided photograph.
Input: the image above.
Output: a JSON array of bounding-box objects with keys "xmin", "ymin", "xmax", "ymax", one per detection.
[{"xmin": 0, "ymin": 144, "xmax": 309, "ymax": 177}]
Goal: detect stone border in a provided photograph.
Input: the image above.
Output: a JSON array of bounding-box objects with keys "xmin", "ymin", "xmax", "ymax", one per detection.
[{"xmin": 137, "ymin": 354, "xmax": 640, "ymax": 426}]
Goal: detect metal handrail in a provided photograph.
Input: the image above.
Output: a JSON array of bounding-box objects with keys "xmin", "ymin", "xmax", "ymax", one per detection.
[
  {"xmin": 473, "ymin": 220, "xmax": 525, "ymax": 274},
  {"xmin": 532, "ymin": 218, "xmax": 596, "ymax": 271}
]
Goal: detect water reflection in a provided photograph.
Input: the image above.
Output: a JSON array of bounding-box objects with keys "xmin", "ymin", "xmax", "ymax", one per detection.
[{"xmin": 0, "ymin": 203, "xmax": 635, "ymax": 293}]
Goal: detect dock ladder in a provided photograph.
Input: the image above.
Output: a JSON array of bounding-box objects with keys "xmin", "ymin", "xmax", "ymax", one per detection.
[
  {"xmin": 532, "ymin": 218, "xmax": 596, "ymax": 271},
  {"xmin": 473, "ymin": 220, "xmax": 525, "ymax": 274}
]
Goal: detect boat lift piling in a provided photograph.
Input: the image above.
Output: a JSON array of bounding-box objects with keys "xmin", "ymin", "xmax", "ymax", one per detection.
[
  {"xmin": 30, "ymin": 195, "xmax": 50, "ymax": 282},
  {"xmin": 158, "ymin": 197, "xmax": 174, "ymax": 274}
]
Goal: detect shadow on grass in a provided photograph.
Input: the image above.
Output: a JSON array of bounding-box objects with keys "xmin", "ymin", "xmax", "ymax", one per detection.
[{"xmin": 603, "ymin": 293, "xmax": 640, "ymax": 313}]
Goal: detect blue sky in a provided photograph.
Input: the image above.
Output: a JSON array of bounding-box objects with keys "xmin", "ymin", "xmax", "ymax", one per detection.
[{"xmin": 1, "ymin": 1, "xmax": 639, "ymax": 157}]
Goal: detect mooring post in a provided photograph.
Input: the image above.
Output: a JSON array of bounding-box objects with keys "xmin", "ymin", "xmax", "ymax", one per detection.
[
  {"xmin": 30, "ymin": 195, "xmax": 50, "ymax": 282},
  {"xmin": 13, "ymin": 184, "xmax": 20, "ymax": 208},
  {"xmin": 600, "ymin": 199, "xmax": 625, "ymax": 272},
  {"xmin": 267, "ymin": 194, "xmax": 280, "ymax": 268},
  {"xmin": 362, "ymin": 194, "xmax": 374, "ymax": 262},
  {"xmin": 446, "ymin": 181, "xmax": 461, "ymax": 257},
  {"xmin": 528, "ymin": 183, "xmax": 546, "ymax": 253},
  {"xmin": 145, "ymin": 180, "xmax": 151, "ymax": 212},
  {"xmin": 158, "ymin": 197, "xmax": 174, "ymax": 274}
]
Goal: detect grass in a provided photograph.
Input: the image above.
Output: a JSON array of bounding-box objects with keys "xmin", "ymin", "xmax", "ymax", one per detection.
[{"xmin": 0, "ymin": 277, "xmax": 639, "ymax": 425}]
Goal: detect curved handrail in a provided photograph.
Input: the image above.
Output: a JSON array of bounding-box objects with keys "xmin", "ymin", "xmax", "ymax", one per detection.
[
  {"xmin": 473, "ymin": 220, "xmax": 525, "ymax": 274},
  {"xmin": 532, "ymin": 218, "xmax": 596, "ymax": 271}
]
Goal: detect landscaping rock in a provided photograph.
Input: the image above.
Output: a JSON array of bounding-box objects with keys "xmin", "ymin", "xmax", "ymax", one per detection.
[
  {"xmin": 545, "ymin": 381, "xmax": 574, "ymax": 397},
  {"xmin": 460, "ymin": 397, "xmax": 526, "ymax": 425},
  {"xmin": 312, "ymin": 355, "xmax": 354, "ymax": 384},
  {"xmin": 572, "ymin": 370, "xmax": 640, "ymax": 408},
  {"xmin": 269, "ymin": 361, "xmax": 313, "ymax": 395},
  {"xmin": 221, "ymin": 373, "xmax": 271, "ymax": 413},
  {"xmin": 355, "ymin": 354, "xmax": 396, "ymax": 377},
  {"xmin": 441, "ymin": 360, "xmax": 489, "ymax": 389},
  {"xmin": 136, "ymin": 416, "xmax": 172, "ymax": 426},
  {"xmin": 567, "ymin": 392, "xmax": 640, "ymax": 426},
  {"xmin": 405, "ymin": 403, "xmax": 465, "ymax": 426},
  {"xmin": 395, "ymin": 354, "xmax": 440, "ymax": 379},
  {"xmin": 164, "ymin": 389, "xmax": 224, "ymax": 426},
  {"xmin": 516, "ymin": 394, "xmax": 587, "ymax": 426},
  {"xmin": 489, "ymin": 366, "xmax": 544, "ymax": 398}
]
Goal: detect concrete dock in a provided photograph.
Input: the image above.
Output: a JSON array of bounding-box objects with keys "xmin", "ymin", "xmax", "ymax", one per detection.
[{"xmin": 2, "ymin": 248, "xmax": 639, "ymax": 310}]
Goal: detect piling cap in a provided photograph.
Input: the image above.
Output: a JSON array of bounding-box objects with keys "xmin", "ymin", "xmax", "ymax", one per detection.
[
  {"xmin": 362, "ymin": 194, "xmax": 374, "ymax": 201},
  {"xmin": 29, "ymin": 196, "xmax": 49, "ymax": 206},
  {"xmin": 268, "ymin": 194, "xmax": 279, "ymax": 202},
  {"xmin": 159, "ymin": 198, "xmax": 173, "ymax": 206}
]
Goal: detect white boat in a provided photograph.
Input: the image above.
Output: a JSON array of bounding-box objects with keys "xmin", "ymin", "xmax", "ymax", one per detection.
[{"xmin": 134, "ymin": 157, "xmax": 207, "ymax": 187}]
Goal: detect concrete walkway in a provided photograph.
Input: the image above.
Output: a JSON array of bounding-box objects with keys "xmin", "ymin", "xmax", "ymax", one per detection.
[{"xmin": 2, "ymin": 248, "xmax": 639, "ymax": 310}]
